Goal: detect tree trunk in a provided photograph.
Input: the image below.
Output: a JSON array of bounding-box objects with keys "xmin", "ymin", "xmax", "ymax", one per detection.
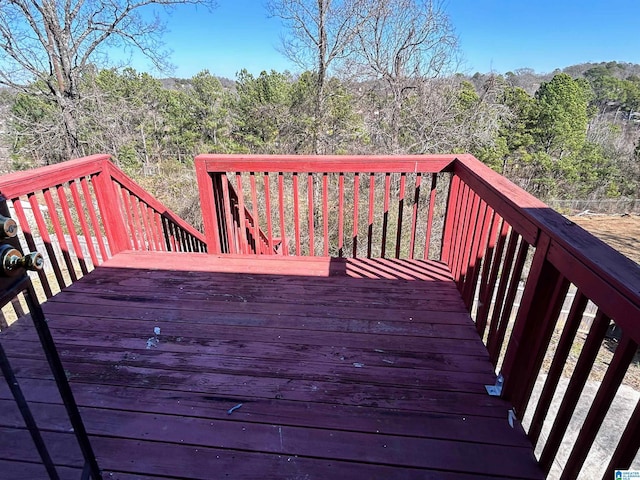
[
  {"xmin": 314, "ymin": 0, "xmax": 328, "ymax": 155},
  {"xmin": 56, "ymin": 95, "xmax": 82, "ymax": 160},
  {"xmin": 388, "ymin": 81, "xmax": 403, "ymax": 154}
]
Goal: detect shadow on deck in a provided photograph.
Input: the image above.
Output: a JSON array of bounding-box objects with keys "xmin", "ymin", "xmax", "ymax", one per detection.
[{"xmin": 0, "ymin": 251, "xmax": 542, "ymax": 479}]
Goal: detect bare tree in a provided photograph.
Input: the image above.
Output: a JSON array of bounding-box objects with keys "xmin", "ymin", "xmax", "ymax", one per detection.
[
  {"xmin": 267, "ymin": 0, "xmax": 364, "ymax": 153},
  {"xmin": 350, "ymin": 0, "xmax": 459, "ymax": 153},
  {"xmin": 0, "ymin": 0, "xmax": 215, "ymax": 160}
]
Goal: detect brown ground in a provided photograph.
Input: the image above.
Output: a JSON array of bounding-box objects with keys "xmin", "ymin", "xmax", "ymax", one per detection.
[
  {"xmin": 566, "ymin": 214, "xmax": 640, "ymax": 264},
  {"xmin": 557, "ymin": 214, "xmax": 640, "ymax": 389}
]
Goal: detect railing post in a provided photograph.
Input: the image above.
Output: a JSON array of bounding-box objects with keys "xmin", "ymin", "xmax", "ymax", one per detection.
[
  {"xmin": 93, "ymin": 160, "xmax": 130, "ymax": 255},
  {"xmin": 500, "ymin": 233, "xmax": 569, "ymax": 416},
  {"xmin": 195, "ymin": 159, "xmax": 223, "ymax": 254}
]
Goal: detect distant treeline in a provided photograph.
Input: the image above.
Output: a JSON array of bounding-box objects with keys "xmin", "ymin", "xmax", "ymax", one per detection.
[{"xmin": 1, "ymin": 61, "xmax": 639, "ymax": 209}]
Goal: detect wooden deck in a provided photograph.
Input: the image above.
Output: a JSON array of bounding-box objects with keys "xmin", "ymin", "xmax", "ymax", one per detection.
[{"xmin": 0, "ymin": 251, "xmax": 543, "ymax": 479}]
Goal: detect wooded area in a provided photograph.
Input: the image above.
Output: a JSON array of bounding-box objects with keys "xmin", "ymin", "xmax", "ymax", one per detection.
[{"xmin": 0, "ymin": 0, "xmax": 638, "ymax": 225}]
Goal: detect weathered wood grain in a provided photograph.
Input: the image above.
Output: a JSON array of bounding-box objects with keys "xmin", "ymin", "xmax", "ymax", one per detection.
[{"xmin": 0, "ymin": 253, "xmax": 542, "ymax": 479}]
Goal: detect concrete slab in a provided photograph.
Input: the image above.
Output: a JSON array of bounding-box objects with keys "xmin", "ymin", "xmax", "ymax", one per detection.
[{"xmin": 523, "ymin": 375, "xmax": 640, "ymax": 479}]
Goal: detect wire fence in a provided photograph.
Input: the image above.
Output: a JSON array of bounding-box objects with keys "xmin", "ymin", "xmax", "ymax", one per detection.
[{"xmin": 547, "ymin": 198, "xmax": 640, "ymax": 215}]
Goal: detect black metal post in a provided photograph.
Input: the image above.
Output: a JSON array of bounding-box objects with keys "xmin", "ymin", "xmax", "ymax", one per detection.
[
  {"xmin": 23, "ymin": 281, "xmax": 102, "ymax": 479},
  {"xmin": 0, "ymin": 195, "xmax": 101, "ymax": 479},
  {"xmin": 0, "ymin": 336, "xmax": 59, "ymax": 479}
]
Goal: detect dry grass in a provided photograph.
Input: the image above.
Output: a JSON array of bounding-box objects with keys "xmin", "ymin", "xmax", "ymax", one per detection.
[{"xmin": 566, "ymin": 214, "xmax": 640, "ymax": 264}]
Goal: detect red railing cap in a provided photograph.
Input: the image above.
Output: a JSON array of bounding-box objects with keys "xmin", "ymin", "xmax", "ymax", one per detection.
[
  {"xmin": 0, "ymin": 154, "xmax": 112, "ymax": 199},
  {"xmin": 195, "ymin": 154, "xmax": 458, "ymax": 173}
]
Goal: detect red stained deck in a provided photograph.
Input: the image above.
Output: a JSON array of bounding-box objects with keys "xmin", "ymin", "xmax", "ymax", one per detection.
[{"xmin": 0, "ymin": 251, "xmax": 542, "ymax": 479}]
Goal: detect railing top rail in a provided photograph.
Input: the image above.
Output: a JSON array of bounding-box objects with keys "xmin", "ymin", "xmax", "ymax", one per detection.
[
  {"xmin": 0, "ymin": 154, "xmax": 111, "ymax": 199},
  {"xmin": 195, "ymin": 154, "xmax": 458, "ymax": 173},
  {"xmin": 452, "ymin": 154, "xmax": 640, "ymax": 321}
]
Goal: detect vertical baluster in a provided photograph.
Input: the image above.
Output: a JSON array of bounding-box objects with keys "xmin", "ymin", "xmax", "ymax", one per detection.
[
  {"xmin": 176, "ymin": 223, "xmax": 185, "ymax": 252},
  {"xmin": 130, "ymin": 194, "xmax": 146, "ymax": 250},
  {"xmin": 456, "ymin": 189, "xmax": 480, "ymax": 289},
  {"xmin": 82, "ymin": 177, "xmax": 109, "ymax": 260},
  {"xmin": 458, "ymin": 187, "xmax": 478, "ymax": 285},
  {"xmin": 188, "ymin": 231, "xmax": 196, "ymax": 253},
  {"xmin": 155, "ymin": 213, "xmax": 167, "ymax": 251},
  {"xmin": 43, "ymin": 188, "xmax": 78, "ymax": 282},
  {"xmin": 473, "ymin": 210, "xmax": 502, "ymax": 337},
  {"xmin": 423, "ymin": 174, "xmax": 438, "ymax": 260},
  {"xmin": 147, "ymin": 207, "xmax": 162, "ymax": 251},
  {"xmin": 141, "ymin": 206, "xmax": 154, "ymax": 251},
  {"xmin": 250, "ymin": 173, "xmax": 261, "ymax": 254},
  {"xmin": 12, "ymin": 198, "xmax": 53, "ymax": 298},
  {"xmin": 450, "ymin": 183, "xmax": 471, "ymax": 282},
  {"xmin": 440, "ymin": 174, "xmax": 461, "ymax": 265},
  {"xmin": 381, "ymin": 173, "xmax": 391, "ymax": 258},
  {"xmin": 487, "ymin": 227, "xmax": 520, "ymax": 354},
  {"xmin": 561, "ymin": 334, "xmax": 637, "ymax": 479},
  {"xmin": 486, "ymin": 228, "xmax": 518, "ymax": 364},
  {"xmin": 69, "ymin": 180, "xmax": 99, "ymax": 267},
  {"xmin": 179, "ymin": 227, "xmax": 189, "ymax": 252},
  {"xmin": 57, "ymin": 184, "xmax": 88, "ymax": 275},
  {"xmin": 538, "ymin": 311, "xmax": 611, "ymax": 474},
  {"xmin": 170, "ymin": 221, "xmax": 179, "ymax": 252},
  {"xmin": 488, "ymin": 239, "xmax": 531, "ymax": 364},
  {"xmin": 395, "ymin": 173, "xmax": 406, "ymax": 259},
  {"xmin": 127, "ymin": 193, "xmax": 143, "ymax": 250},
  {"xmin": 605, "ymin": 398, "xmax": 640, "ymax": 475},
  {"xmin": 173, "ymin": 223, "xmax": 184, "ymax": 252},
  {"xmin": 460, "ymin": 199, "xmax": 489, "ymax": 308},
  {"xmin": 278, "ymin": 173, "xmax": 287, "ymax": 255},
  {"xmin": 140, "ymin": 201, "xmax": 154, "ymax": 251},
  {"xmin": 159, "ymin": 216, "xmax": 169, "ymax": 251},
  {"xmin": 502, "ymin": 235, "xmax": 577, "ymax": 419},
  {"xmin": 118, "ymin": 187, "xmax": 138, "ymax": 250},
  {"xmin": 293, "ymin": 172, "xmax": 301, "ymax": 256},
  {"xmin": 168, "ymin": 221, "xmax": 179, "ymax": 252},
  {"xmin": 352, "ymin": 173, "xmax": 360, "ymax": 258},
  {"xmin": 323, "ymin": 173, "xmax": 329, "ymax": 256},
  {"xmin": 235, "ymin": 173, "xmax": 248, "ymax": 254},
  {"xmin": 181, "ymin": 227, "xmax": 190, "ymax": 253},
  {"xmin": 338, "ymin": 173, "xmax": 344, "ymax": 258},
  {"xmin": 219, "ymin": 174, "xmax": 237, "ymax": 253},
  {"xmin": 264, "ymin": 172, "xmax": 274, "ymax": 254},
  {"xmin": 409, "ymin": 173, "xmax": 422, "ymax": 260},
  {"xmin": 529, "ymin": 291, "xmax": 588, "ymax": 446},
  {"xmin": 190, "ymin": 231, "xmax": 198, "ymax": 252},
  {"xmin": 367, "ymin": 173, "xmax": 375, "ymax": 258},
  {"xmin": 307, "ymin": 173, "xmax": 314, "ymax": 256},
  {"xmin": 191, "ymin": 233, "xmax": 199, "ymax": 253},
  {"xmin": 28, "ymin": 192, "xmax": 67, "ymax": 291},
  {"xmin": 165, "ymin": 218, "xmax": 178, "ymax": 252}
]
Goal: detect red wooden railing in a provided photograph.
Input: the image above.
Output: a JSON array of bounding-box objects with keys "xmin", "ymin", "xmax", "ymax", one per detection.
[
  {"xmin": 196, "ymin": 153, "xmax": 640, "ymax": 479},
  {"xmin": 195, "ymin": 155, "xmax": 455, "ymax": 258},
  {"xmin": 442, "ymin": 154, "xmax": 640, "ymax": 479},
  {"xmin": 0, "ymin": 154, "xmax": 206, "ymax": 316},
  {"xmin": 1, "ymin": 153, "xmax": 637, "ymax": 477}
]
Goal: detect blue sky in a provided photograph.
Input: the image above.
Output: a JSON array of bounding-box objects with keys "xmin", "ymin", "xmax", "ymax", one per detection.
[{"xmin": 138, "ymin": 0, "xmax": 640, "ymax": 79}]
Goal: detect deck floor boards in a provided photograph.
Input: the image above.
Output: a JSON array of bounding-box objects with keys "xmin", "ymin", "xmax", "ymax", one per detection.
[{"xmin": 0, "ymin": 251, "xmax": 543, "ymax": 479}]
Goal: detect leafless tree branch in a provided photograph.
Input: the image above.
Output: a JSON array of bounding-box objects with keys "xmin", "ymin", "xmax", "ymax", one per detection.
[{"xmin": 0, "ymin": 0, "xmax": 216, "ymax": 158}]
